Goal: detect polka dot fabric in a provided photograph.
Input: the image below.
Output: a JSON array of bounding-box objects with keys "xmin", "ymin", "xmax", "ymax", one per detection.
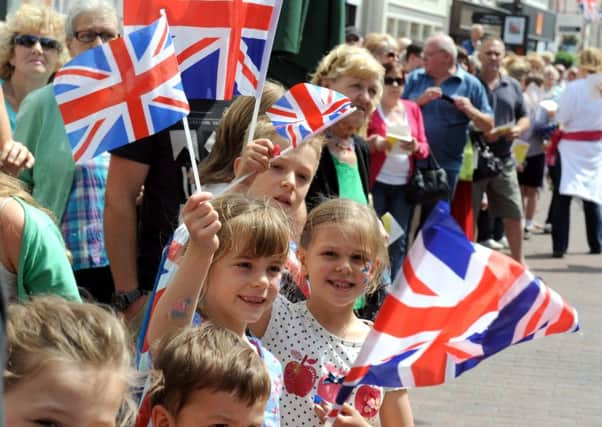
[{"xmin": 263, "ymin": 295, "xmax": 391, "ymax": 426}]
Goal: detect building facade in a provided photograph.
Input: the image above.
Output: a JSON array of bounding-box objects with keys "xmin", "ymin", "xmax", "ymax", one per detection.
[{"xmin": 354, "ymin": 0, "xmax": 449, "ymax": 44}]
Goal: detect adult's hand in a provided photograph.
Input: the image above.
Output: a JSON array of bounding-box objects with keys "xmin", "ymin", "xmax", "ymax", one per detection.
[
  {"xmin": 366, "ymin": 134, "xmax": 388, "ymax": 152},
  {"xmin": 0, "ymin": 140, "xmax": 34, "ymax": 176},
  {"xmin": 416, "ymin": 87, "xmax": 442, "ymax": 106}
]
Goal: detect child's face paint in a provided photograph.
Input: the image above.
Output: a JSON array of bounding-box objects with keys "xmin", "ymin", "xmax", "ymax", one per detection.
[{"xmin": 299, "ymin": 224, "xmax": 375, "ymax": 311}]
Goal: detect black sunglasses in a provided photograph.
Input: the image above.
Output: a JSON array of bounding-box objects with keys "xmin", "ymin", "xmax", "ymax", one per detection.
[
  {"xmin": 384, "ymin": 76, "xmax": 404, "ymax": 86},
  {"xmin": 13, "ymin": 34, "xmax": 61, "ymax": 50},
  {"xmin": 74, "ymin": 30, "xmax": 118, "ymax": 43}
]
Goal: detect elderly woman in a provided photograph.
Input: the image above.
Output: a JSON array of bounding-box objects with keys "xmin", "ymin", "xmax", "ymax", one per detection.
[
  {"xmin": 550, "ymin": 47, "xmax": 602, "ymax": 258},
  {"xmin": 306, "ymin": 44, "xmax": 384, "ymax": 211},
  {"xmin": 15, "ymin": 0, "xmax": 120, "ymax": 303},
  {"xmin": 0, "ymin": 4, "xmax": 66, "ymax": 130}
]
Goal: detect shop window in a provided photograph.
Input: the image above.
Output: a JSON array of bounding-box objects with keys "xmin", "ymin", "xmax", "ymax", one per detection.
[
  {"xmin": 410, "ymin": 22, "xmax": 420, "ymax": 40},
  {"xmin": 387, "ymin": 17, "xmax": 396, "ymax": 35},
  {"xmin": 398, "ymin": 20, "xmax": 408, "ymax": 37}
]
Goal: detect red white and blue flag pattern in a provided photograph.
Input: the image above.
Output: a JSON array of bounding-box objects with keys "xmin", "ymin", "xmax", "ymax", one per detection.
[
  {"xmin": 123, "ymin": 0, "xmax": 282, "ymax": 100},
  {"xmin": 266, "ymin": 83, "xmax": 356, "ymax": 148},
  {"xmin": 54, "ymin": 14, "xmax": 189, "ymax": 163},
  {"xmin": 579, "ymin": 0, "xmax": 601, "ymax": 21},
  {"xmin": 327, "ymin": 202, "xmax": 579, "ymax": 421},
  {"xmin": 136, "ymin": 223, "xmax": 189, "ymax": 362}
]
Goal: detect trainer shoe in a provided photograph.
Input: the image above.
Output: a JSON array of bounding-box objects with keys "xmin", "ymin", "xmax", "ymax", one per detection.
[
  {"xmin": 479, "ymin": 239, "xmax": 504, "ymax": 250},
  {"xmin": 496, "ymin": 236, "xmax": 510, "ymax": 249}
]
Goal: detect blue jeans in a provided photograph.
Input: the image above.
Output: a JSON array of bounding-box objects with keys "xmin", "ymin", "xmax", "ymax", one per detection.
[{"xmin": 372, "ymin": 181, "xmax": 414, "ymax": 279}]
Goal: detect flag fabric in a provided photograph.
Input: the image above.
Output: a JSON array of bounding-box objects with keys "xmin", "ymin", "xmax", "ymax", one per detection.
[
  {"xmin": 136, "ymin": 223, "xmax": 189, "ymax": 363},
  {"xmin": 123, "ymin": 0, "xmax": 282, "ymax": 100},
  {"xmin": 579, "ymin": 0, "xmax": 601, "ymax": 21},
  {"xmin": 54, "ymin": 13, "xmax": 189, "ymax": 163},
  {"xmin": 133, "ymin": 223, "xmax": 189, "ymax": 425},
  {"xmin": 266, "ymin": 83, "xmax": 356, "ymax": 148},
  {"xmin": 327, "ymin": 202, "xmax": 579, "ymax": 422}
]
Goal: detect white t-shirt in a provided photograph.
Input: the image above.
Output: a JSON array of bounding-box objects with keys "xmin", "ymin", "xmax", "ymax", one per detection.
[
  {"xmin": 375, "ymin": 105, "xmax": 411, "ymax": 186},
  {"xmin": 262, "ymin": 295, "xmax": 389, "ymax": 426}
]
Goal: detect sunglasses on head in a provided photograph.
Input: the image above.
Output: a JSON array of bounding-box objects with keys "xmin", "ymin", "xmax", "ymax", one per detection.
[
  {"xmin": 13, "ymin": 34, "xmax": 61, "ymax": 50},
  {"xmin": 384, "ymin": 76, "xmax": 404, "ymax": 86},
  {"xmin": 74, "ymin": 30, "xmax": 118, "ymax": 43}
]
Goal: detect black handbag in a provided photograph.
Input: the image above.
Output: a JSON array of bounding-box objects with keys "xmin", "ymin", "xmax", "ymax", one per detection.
[
  {"xmin": 471, "ymin": 130, "xmax": 504, "ymax": 181},
  {"xmin": 406, "ymin": 153, "xmax": 449, "ymax": 204}
]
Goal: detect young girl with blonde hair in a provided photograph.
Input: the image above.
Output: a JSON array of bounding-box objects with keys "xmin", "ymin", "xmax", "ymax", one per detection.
[
  {"xmin": 5, "ymin": 296, "xmax": 134, "ymax": 426},
  {"xmin": 251, "ymin": 198, "xmax": 414, "ymax": 427},
  {"xmin": 146, "ymin": 193, "xmax": 293, "ymax": 426}
]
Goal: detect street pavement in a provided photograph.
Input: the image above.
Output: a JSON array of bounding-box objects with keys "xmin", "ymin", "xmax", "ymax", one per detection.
[{"xmin": 409, "ymin": 190, "xmax": 602, "ymax": 426}]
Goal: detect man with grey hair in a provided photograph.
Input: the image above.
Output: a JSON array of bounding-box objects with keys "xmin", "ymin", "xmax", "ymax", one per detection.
[
  {"xmin": 403, "ymin": 33, "xmax": 493, "ymax": 199},
  {"xmin": 462, "ymin": 23, "xmax": 484, "ymax": 55},
  {"xmin": 16, "ymin": 0, "xmax": 120, "ymax": 304}
]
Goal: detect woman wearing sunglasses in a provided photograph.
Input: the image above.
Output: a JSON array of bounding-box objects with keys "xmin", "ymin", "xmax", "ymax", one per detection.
[
  {"xmin": 368, "ymin": 62, "xmax": 430, "ymax": 277},
  {"xmin": 0, "ymin": 4, "xmax": 66, "ymax": 131}
]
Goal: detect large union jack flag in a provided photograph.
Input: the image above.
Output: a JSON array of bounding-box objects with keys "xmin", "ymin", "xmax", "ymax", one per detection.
[
  {"xmin": 327, "ymin": 202, "xmax": 579, "ymax": 422},
  {"xmin": 123, "ymin": 0, "xmax": 282, "ymax": 100},
  {"xmin": 54, "ymin": 14, "xmax": 189, "ymax": 163},
  {"xmin": 267, "ymin": 83, "xmax": 356, "ymax": 148}
]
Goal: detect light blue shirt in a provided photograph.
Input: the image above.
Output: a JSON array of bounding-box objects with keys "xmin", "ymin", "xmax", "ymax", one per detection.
[{"xmin": 403, "ymin": 66, "xmax": 492, "ymax": 172}]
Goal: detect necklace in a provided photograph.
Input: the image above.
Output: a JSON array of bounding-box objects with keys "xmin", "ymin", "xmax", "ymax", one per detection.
[{"xmin": 327, "ymin": 132, "xmax": 354, "ymax": 152}]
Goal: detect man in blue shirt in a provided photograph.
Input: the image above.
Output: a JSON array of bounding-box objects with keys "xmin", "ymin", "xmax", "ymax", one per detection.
[
  {"xmin": 403, "ymin": 33, "xmax": 493, "ymax": 196},
  {"xmin": 461, "ymin": 24, "xmax": 484, "ymax": 55}
]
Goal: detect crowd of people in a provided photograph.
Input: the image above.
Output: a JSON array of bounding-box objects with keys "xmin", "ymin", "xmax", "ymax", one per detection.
[{"xmin": 0, "ymin": 1, "xmax": 601, "ymax": 426}]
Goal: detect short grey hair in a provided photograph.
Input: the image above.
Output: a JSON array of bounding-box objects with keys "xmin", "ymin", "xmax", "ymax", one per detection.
[
  {"xmin": 428, "ymin": 33, "xmax": 457, "ymax": 64},
  {"xmin": 65, "ymin": 0, "xmax": 120, "ymax": 40}
]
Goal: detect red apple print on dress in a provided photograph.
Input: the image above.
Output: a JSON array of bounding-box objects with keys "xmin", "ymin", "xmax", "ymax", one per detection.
[
  {"xmin": 354, "ymin": 385, "xmax": 382, "ymax": 418},
  {"xmin": 316, "ymin": 363, "xmax": 347, "ymax": 403},
  {"xmin": 283, "ymin": 350, "xmax": 317, "ymax": 397}
]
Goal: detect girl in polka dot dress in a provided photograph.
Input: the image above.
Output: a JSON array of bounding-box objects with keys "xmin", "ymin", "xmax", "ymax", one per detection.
[{"xmin": 250, "ymin": 198, "xmax": 415, "ymax": 427}]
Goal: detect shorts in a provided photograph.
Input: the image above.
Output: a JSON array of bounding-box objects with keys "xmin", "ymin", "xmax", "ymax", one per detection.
[
  {"xmin": 518, "ymin": 153, "xmax": 545, "ymax": 188},
  {"xmin": 472, "ymin": 158, "xmax": 523, "ymax": 219}
]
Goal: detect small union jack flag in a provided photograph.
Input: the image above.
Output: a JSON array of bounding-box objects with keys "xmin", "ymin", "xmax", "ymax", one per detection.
[
  {"xmin": 123, "ymin": 0, "xmax": 282, "ymax": 100},
  {"xmin": 579, "ymin": 0, "xmax": 601, "ymax": 21},
  {"xmin": 54, "ymin": 13, "xmax": 189, "ymax": 163},
  {"xmin": 266, "ymin": 83, "xmax": 356, "ymax": 148},
  {"xmin": 327, "ymin": 202, "xmax": 579, "ymax": 423}
]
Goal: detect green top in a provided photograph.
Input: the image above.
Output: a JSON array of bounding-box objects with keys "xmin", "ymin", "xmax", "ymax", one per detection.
[
  {"xmin": 332, "ymin": 154, "xmax": 368, "ymax": 205},
  {"xmin": 15, "ymin": 84, "xmax": 75, "ymax": 221},
  {"xmin": 15, "ymin": 197, "xmax": 80, "ymax": 302}
]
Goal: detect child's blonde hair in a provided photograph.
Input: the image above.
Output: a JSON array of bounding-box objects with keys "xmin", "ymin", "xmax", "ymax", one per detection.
[
  {"xmin": 5, "ymin": 296, "xmax": 135, "ymax": 425},
  {"xmin": 246, "ymin": 116, "xmax": 324, "ymax": 171},
  {"xmin": 149, "ymin": 322, "xmax": 271, "ymax": 416},
  {"xmin": 299, "ymin": 198, "xmax": 388, "ymax": 293},
  {"xmin": 200, "ymin": 81, "xmax": 286, "ymax": 185},
  {"xmin": 209, "ymin": 193, "xmax": 292, "ymax": 264}
]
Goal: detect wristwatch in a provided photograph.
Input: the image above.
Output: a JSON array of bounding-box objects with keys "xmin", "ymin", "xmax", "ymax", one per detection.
[{"xmin": 112, "ymin": 288, "xmax": 145, "ymax": 312}]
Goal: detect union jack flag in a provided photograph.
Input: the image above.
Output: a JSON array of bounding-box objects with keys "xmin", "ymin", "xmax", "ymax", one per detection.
[
  {"xmin": 123, "ymin": 0, "xmax": 282, "ymax": 100},
  {"xmin": 266, "ymin": 83, "xmax": 356, "ymax": 148},
  {"xmin": 579, "ymin": 0, "xmax": 601, "ymax": 21},
  {"xmin": 54, "ymin": 13, "xmax": 189, "ymax": 164},
  {"xmin": 327, "ymin": 202, "xmax": 579, "ymax": 422}
]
